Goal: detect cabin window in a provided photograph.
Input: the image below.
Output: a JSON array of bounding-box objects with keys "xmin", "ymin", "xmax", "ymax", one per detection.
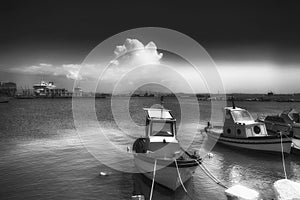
[
  {"xmin": 151, "ymin": 121, "xmax": 174, "ymax": 137},
  {"xmin": 225, "ymin": 113, "xmax": 231, "ymax": 120},
  {"xmin": 227, "ymin": 128, "xmax": 231, "ymax": 134},
  {"xmin": 237, "ymin": 129, "xmax": 241, "ymax": 135},
  {"xmin": 231, "ymin": 110, "xmax": 253, "ymax": 122}
]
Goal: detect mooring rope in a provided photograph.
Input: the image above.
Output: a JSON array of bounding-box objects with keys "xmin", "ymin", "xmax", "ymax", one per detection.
[
  {"xmin": 174, "ymin": 159, "xmax": 194, "ymax": 200},
  {"xmin": 149, "ymin": 159, "xmax": 157, "ymax": 200},
  {"xmin": 174, "ymin": 159, "xmax": 188, "ymax": 193},
  {"xmin": 180, "ymin": 147, "xmax": 197, "ymax": 159},
  {"xmin": 273, "ymin": 130, "xmax": 300, "ymax": 153},
  {"xmin": 195, "ymin": 159, "xmax": 228, "ymax": 189},
  {"xmin": 282, "ymin": 131, "xmax": 300, "ymax": 149},
  {"xmin": 180, "ymin": 147, "xmax": 228, "ymax": 189},
  {"xmin": 280, "ymin": 132, "xmax": 288, "ymax": 179}
]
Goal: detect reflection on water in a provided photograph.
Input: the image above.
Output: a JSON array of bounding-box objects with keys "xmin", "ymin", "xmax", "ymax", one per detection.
[{"xmin": 0, "ymin": 98, "xmax": 300, "ymax": 199}]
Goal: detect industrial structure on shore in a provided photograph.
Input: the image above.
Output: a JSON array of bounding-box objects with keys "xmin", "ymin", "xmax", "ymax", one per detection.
[
  {"xmin": 2, "ymin": 79, "xmax": 300, "ymax": 101},
  {"xmin": 0, "ymin": 82, "xmax": 17, "ymax": 97}
]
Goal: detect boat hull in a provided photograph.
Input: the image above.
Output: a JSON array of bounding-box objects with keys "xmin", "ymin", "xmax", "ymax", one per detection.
[
  {"xmin": 291, "ymin": 138, "xmax": 300, "ymax": 155},
  {"xmin": 206, "ymin": 131, "xmax": 292, "ymax": 154},
  {"xmin": 134, "ymin": 154, "xmax": 199, "ymax": 191}
]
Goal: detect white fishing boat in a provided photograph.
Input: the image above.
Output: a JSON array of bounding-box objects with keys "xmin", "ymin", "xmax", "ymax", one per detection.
[
  {"xmin": 132, "ymin": 107, "xmax": 202, "ymax": 191},
  {"xmin": 204, "ymin": 104, "xmax": 292, "ymax": 154},
  {"xmin": 262, "ymin": 109, "xmax": 300, "ymax": 155}
]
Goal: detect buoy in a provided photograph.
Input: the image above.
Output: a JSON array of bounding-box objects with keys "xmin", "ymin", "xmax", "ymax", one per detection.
[
  {"xmin": 207, "ymin": 152, "xmax": 214, "ymax": 159},
  {"xmin": 99, "ymin": 171, "xmax": 110, "ymax": 176},
  {"xmin": 274, "ymin": 179, "xmax": 300, "ymax": 200},
  {"xmin": 225, "ymin": 185, "xmax": 260, "ymax": 200},
  {"xmin": 131, "ymin": 195, "xmax": 145, "ymax": 200}
]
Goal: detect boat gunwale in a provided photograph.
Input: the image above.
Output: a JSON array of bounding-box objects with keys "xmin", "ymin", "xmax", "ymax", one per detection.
[
  {"xmin": 206, "ymin": 131, "xmax": 292, "ymax": 144},
  {"xmin": 134, "ymin": 153, "xmax": 202, "ymax": 168}
]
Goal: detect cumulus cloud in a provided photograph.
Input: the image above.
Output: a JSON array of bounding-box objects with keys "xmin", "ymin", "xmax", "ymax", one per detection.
[
  {"xmin": 112, "ymin": 38, "xmax": 163, "ymax": 65},
  {"xmin": 102, "ymin": 39, "xmax": 163, "ymax": 83}
]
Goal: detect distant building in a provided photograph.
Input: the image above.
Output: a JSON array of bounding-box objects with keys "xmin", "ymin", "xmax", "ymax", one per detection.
[
  {"xmin": 267, "ymin": 91, "xmax": 274, "ymax": 96},
  {"xmin": 0, "ymin": 82, "xmax": 17, "ymax": 97},
  {"xmin": 73, "ymin": 87, "xmax": 83, "ymax": 97}
]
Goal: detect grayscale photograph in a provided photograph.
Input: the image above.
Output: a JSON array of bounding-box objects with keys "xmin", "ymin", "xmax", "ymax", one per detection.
[{"xmin": 1, "ymin": 1, "xmax": 300, "ymax": 200}]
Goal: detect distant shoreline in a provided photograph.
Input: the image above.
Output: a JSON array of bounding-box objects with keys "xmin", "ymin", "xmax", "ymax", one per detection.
[{"xmin": 11, "ymin": 93, "xmax": 300, "ymax": 103}]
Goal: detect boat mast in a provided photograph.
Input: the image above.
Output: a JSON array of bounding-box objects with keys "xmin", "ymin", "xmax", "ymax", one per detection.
[{"xmin": 231, "ymin": 96, "xmax": 236, "ymax": 109}]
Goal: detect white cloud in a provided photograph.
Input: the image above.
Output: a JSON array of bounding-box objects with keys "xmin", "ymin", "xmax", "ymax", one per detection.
[
  {"xmin": 62, "ymin": 64, "xmax": 82, "ymax": 80},
  {"xmin": 39, "ymin": 63, "xmax": 52, "ymax": 67},
  {"xmin": 11, "ymin": 64, "xmax": 60, "ymax": 75},
  {"xmin": 114, "ymin": 39, "xmax": 144, "ymax": 57},
  {"xmin": 102, "ymin": 39, "xmax": 163, "ymax": 83},
  {"xmin": 112, "ymin": 38, "xmax": 163, "ymax": 65},
  {"xmin": 109, "ymin": 60, "xmax": 119, "ymax": 65},
  {"xmin": 10, "ymin": 63, "xmax": 84, "ymax": 80}
]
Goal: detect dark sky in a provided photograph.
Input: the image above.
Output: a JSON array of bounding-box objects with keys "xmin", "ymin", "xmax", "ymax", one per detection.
[
  {"xmin": 1, "ymin": 0, "xmax": 300, "ymax": 66},
  {"xmin": 1, "ymin": 0, "xmax": 300, "ymax": 93}
]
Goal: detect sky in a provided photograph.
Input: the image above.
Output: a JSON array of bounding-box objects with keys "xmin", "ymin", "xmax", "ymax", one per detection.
[{"xmin": 1, "ymin": 0, "xmax": 300, "ymax": 93}]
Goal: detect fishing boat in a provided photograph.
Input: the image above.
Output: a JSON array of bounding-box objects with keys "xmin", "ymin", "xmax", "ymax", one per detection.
[
  {"xmin": 132, "ymin": 107, "xmax": 202, "ymax": 191},
  {"xmin": 262, "ymin": 109, "xmax": 300, "ymax": 155},
  {"xmin": 204, "ymin": 103, "xmax": 292, "ymax": 154}
]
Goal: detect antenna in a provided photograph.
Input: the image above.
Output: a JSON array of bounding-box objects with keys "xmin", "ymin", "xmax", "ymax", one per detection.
[
  {"xmin": 231, "ymin": 96, "xmax": 236, "ymax": 109},
  {"xmin": 160, "ymin": 96, "xmax": 164, "ymax": 118},
  {"xmin": 160, "ymin": 96, "xmax": 164, "ymax": 107}
]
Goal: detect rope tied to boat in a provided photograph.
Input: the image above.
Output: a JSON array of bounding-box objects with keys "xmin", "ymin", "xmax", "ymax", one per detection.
[
  {"xmin": 180, "ymin": 147, "xmax": 199, "ymax": 160},
  {"xmin": 194, "ymin": 159, "xmax": 228, "ymax": 189},
  {"xmin": 278, "ymin": 130, "xmax": 300, "ymax": 149},
  {"xmin": 279, "ymin": 132, "xmax": 288, "ymax": 179},
  {"xmin": 174, "ymin": 159, "xmax": 194, "ymax": 200},
  {"xmin": 174, "ymin": 159, "xmax": 188, "ymax": 193},
  {"xmin": 149, "ymin": 159, "xmax": 157, "ymax": 200},
  {"xmin": 180, "ymin": 147, "xmax": 228, "ymax": 189}
]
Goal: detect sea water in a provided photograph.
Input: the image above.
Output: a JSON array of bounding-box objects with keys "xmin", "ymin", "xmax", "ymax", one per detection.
[{"xmin": 0, "ymin": 98, "xmax": 300, "ymax": 200}]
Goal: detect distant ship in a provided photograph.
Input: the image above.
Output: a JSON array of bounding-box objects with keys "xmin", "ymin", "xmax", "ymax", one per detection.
[
  {"xmin": 33, "ymin": 81, "xmax": 56, "ymax": 97},
  {"xmin": 33, "ymin": 80, "xmax": 72, "ymax": 98}
]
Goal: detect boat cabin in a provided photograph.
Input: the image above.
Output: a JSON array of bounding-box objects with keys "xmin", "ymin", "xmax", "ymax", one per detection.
[
  {"xmin": 142, "ymin": 108, "xmax": 180, "ymax": 157},
  {"xmin": 223, "ymin": 107, "xmax": 268, "ymax": 138}
]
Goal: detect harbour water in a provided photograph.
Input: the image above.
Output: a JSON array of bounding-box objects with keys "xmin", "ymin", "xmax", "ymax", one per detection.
[{"xmin": 1, "ymin": 98, "xmax": 300, "ymax": 200}]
